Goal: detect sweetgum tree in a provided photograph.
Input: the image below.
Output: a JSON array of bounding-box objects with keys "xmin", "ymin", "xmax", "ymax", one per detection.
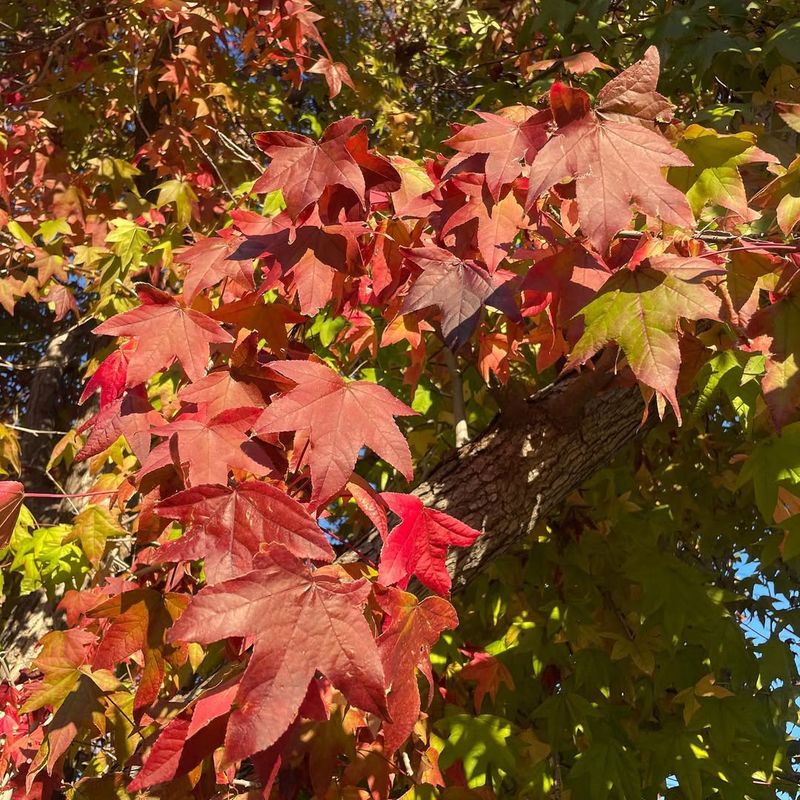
[{"xmin": 0, "ymin": 1, "xmax": 799, "ymax": 798}]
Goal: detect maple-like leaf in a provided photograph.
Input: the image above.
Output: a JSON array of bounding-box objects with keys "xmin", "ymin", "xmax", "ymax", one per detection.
[
  {"xmin": 22, "ymin": 630, "xmax": 118, "ymax": 775},
  {"xmin": 568, "ymin": 251, "xmax": 723, "ymax": 419},
  {"xmin": 459, "ymin": 651, "xmax": 515, "ymax": 712},
  {"xmin": 255, "ymin": 360, "xmax": 415, "ymax": 503},
  {"xmin": 308, "ymin": 57, "xmax": 355, "ymax": 98},
  {"xmin": 168, "ymin": 544, "xmax": 387, "ymax": 763},
  {"xmin": 377, "ymin": 492, "xmax": 481, "ymax": 595},
  {"xmin": 594, "ymin": 46, "xmax": 674, "ymax": 123},
  {"xmin": 94, "ymin": 285, "xmax": 233, "ymax": 385},
  {"xmin": 0, "ymin": 480, "xmax": 24, "ymax": 549},
  {"xmin": 155, "ymin": 481, "xmax": 333, "ymax": 583},
  {"xmin": 79, "ymin": 342, "xmax": 133, "ymax": 409},
  {"xmin": 127, "ymin": 682, "xmax": 236, "ymax": 791},
  {"xmin": 177, "ymin": 233, "xmax": 256, "ymax": 301},
  {"xmin": 76, "ymin": 386, "xmax": 159, "ymax": 464},
  {"xmin": 152, "ymin": 407, "xmax": 279, "ymax": 487},
  {"xmin": 177, "ymin": 369, "xmax": 265, "ymax": 417},
  {"xmin": 520, "ymin": 243, "xmax": 611, "ymax": 328},
  {"xmin": 89, "ymin": 588, "xmax": 188, "ymax": 714},
  {"xmin": 253, "ymin": 118, "xmax": 366, "ymax": 218},
  {"xmin": 441, "ymin": 190, "xmax": 527, "ymax": 271},
  {"xmin": 444, "ymin": 106, "xmax": 549, "ymax": 199},
  {"xmin": 209, "ymin": 293, "xmax": 304, "ymax": 356},
  {"xmin": 527, "ymin": 50, "xmax": 694, "ymax": 252},
  {"xmin": 401, "ymin": 246, "xmax": 516, "ymax": 349},
  {"xmin": 438, "ymin": 714, "xmax": 517, "ymax": 789},
  {"xmin": 389, "ymin": 156, "xmax": 438, "ymax": 218},
  {"xmin": 237, "ymin": 208, "xmax": 358, "ymax": 315},
  {"xmin": 668, "ymin": 125, "xmax": 778, "ymax": 220},
  {"xmin": 376, "ymin": 587, "xmax": 458, "ymax": 752},
  {"xmin": 66, "ymin": 505, "xmax": 123, "ymax": 567}
]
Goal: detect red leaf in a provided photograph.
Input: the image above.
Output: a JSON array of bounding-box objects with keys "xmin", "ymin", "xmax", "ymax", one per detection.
[
  {"xmin": 595, "ymin": 46, "xmax": 674, "ymax": 123},
  {"xmin": 256, "ymin": 360, "xmax": 415, "ymax": 504},
  {"xmin": 76, "ymin": 386, "xmax": 159, "ymax": 463},
  {"xmin": 79, "ymin": 343, "xmax": 133, "ymax": 408},
  {"xmin": 459, "ymin": 650, "xmax": 515, "ymax": 712},
  {"xmin": 0, "ymin": 480, "xmax": 24, "ymax": 549},
  {"xmin": 401, "ymin": 246, "xmax": 515, "ymax": 349},
  {"xmin": 152, "ymin": 407, "xmax": 279, "ymax": 487},
  {"xmin": 127, "ymin": 682, "xmax": 235, "ymax": 791},
  {"xmin": 94, "ymin": 285, "xmax": 233, "ymax": 385},
  {"xmin": 527, "ymin": 48, "xmax": 693, "ymax": 252},
  {"xmin": 168, "ymin": 544, "xmax": 387, "ymax": 763},
  {"xmin": 441, "ymin": 190, "xmax": 527, "ymax": 272},
  {"xmin": 308, "ymin": 57, "xmax": 355, "ymax": 98},
  {"xmin": 177, "ymin": 369, "xmax": 265, "ymax": 417},
  {"xmin": 209, "ymin": 293, "xmax": 304, "ymax": 356},
  {"xmin": 444, "ymin": 106, "xmax": 549, "ymax": 199},
  {"xmin": 89, "ymin": 588, "xmax": 187, "ymax": 716},
  {"xmin": 253, "ymin": 118, "xmax": 367, "ymax": 218},
  {"xmin": 291, "ymin": 247, "xmax": 337, "ymax": 315},
  {"xmin": 377, "ymin": 493, "xmax": 481, "ymax": 595},
  {"xmin": 377, "ymin": 587, "xmax": 457, "ymax": 752},
  {"xmin": 155, "ymin": 480, "xmax": 334, "ymax": 583},
  {"xmin": 177, "ymin": 233, "xmax": 256, "ymax": 301}
]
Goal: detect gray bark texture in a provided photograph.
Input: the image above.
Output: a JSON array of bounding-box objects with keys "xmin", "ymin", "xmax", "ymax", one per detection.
[{"xmin": 343, "ymin": 373, "xmax": 648, "ymax": 591}]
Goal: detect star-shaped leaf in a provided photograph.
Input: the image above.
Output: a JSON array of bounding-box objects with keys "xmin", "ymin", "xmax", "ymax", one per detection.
[
  {"xmin": 177, "ymin": 233, "xmax": 256, "ymax": 301},
  {"xmin": 376, "ymin": 587, "xmax": 458, "ymax": 752},
  {"xmin": 152, "ymin": 407, "xmax": 279, "ymax": 487},
  {"xmin": 168, "ymin": 544, "xmax": 387, "ymax": 763},
  {"xmin": 438, "ymin": 714, "xmax": 517, "ymax": 789},
  {"xmin": 253, "ymin": 118, "xmax": 366, "ymax": 218},
  {"xmin": 89, "ymin": 588, "xmax": 188, "ymax": 715},
  {"xmin": 568, "ymin": 253, "xmax": 723, "ymax": 419},
  {"xmin": 400, "ymin": 246, "xmax": 514, "ymax": 349},
  {"xmin": 308, "ymin": 57, "xmax": 355, "ymax": 98},
  {"xmin": 76, "ymin": 386, "xmax": 159, "ymax": 464},
  {"xmin": 377, "ymin": 492, "xmax": 481, "ymax": 595},
  {"xmin": 527, "ymin": 49, "xmax": 693, "ymax": 252},
  {"xmin": 22, "ymin": 630, "xmax": 118, "ymax": 776},
  {"xmin": 177, "ymin": 369, "xmax": 265, "ymax": 417},
  {"xmin": 66, "ymin": 505, "xmax": 123, "ymax": 567},
  {"xmin": 155, "ymin": 480, "xmax": 334, "ymax": 583},
  {"xmin": 94, "ymin": 285, "xmax": 233, "ymax": 385},
  {"xmin": 255, "ymin": 360, "xmax": 415, "ymax": 503},
  {"xmin": 444, "ymin": 106, "xmax": 549, "ymax": 199},
  {"xmin": 668, "ymin": 125, "xmax": 778, "ymax": 220}
]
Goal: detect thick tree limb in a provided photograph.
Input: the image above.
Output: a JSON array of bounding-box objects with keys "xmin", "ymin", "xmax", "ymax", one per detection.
[{"xmin": 343, "ymin": 374, "xmax": 648, "ymax": 591}]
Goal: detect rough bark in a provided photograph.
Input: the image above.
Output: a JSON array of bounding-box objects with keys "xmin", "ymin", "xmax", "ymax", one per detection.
[{"xmin": 343, "ymin": 374, "xmax": 648, "ymax": 591}]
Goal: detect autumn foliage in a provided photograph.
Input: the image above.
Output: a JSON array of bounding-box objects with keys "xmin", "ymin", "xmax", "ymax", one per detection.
[{"xmin": 1, "ymin": 1, "xmax": 800, "ymax": 798}]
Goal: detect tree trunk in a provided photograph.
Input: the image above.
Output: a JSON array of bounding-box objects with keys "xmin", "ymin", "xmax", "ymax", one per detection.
[{"xmin": 343, "ymin": 375, "xmax": 649, "ymax": 591}]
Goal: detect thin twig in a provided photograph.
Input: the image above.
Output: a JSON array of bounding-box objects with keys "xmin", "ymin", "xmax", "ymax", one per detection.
[
  {"xmin": 1, "ymin": 423, "xmax": 72, "ymax": 436},
  {"xmin": 444, "ymin": 348, "xmax": 469, "ymax": 447}
]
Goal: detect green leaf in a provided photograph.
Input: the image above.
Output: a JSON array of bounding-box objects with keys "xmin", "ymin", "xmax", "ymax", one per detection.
[
  {"xmin": 105, "ymin": 219, "xmax": 149, "ymax": 275},
  {"xmin": 669, "ymin": 125, "xmax": 777, "ymax": 219},
  {"xmin": 155, "ymin": 179, "xmax": 198, "ymax": 227},
  {"xmin": 438, "ymin": 713, "xmax": 517, "ymax": 788},
  {"xmin": 37, "ymin": 218, "xmax": 72, "ymax": 244},
  {"xmin": 66, "ymin": 505, "xmax": 122, "ymax": 567},
  {"xmin": 739, "ymin": 423, "xmax": 800, "ymax": 522},
  {"xmin": 569, "ymin": 259, "xmax": 721, "ymax": 419}
]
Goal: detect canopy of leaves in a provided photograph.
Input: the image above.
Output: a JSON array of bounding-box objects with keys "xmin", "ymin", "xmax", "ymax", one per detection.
[{"xmin": 0, "ymin": 1, "xmax": 799, "ymax": 798}]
